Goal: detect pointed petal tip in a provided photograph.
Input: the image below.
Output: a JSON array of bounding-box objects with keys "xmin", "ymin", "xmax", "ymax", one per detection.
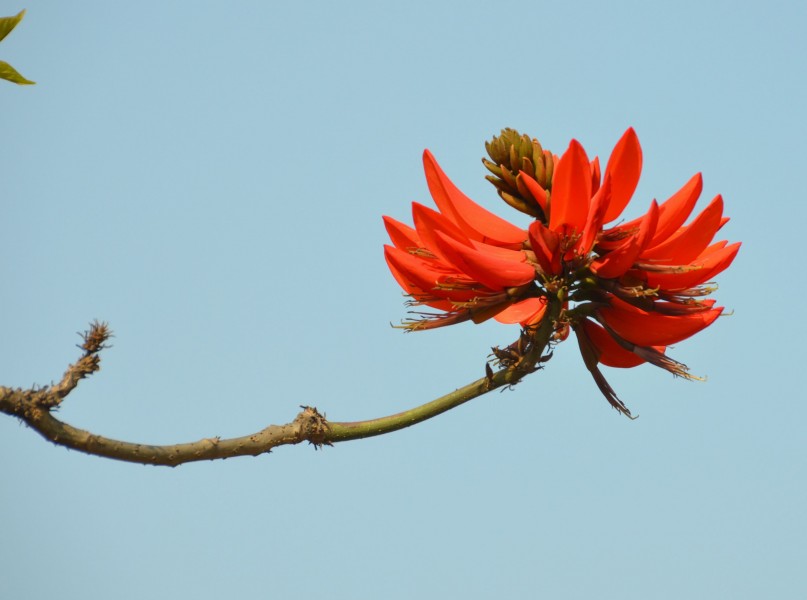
[
  {"xmin": 549, "ymin": 139, "xmax": 591, "ymax": 232},
  {"xmin": 602, "ymin": 128, "xmax": 643, "ymax": 223}
]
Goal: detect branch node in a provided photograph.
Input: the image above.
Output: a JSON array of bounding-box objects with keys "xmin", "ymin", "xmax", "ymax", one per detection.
[{"xmin": 296, "ymin": 405, "xmax": 332, "ymax": 450}]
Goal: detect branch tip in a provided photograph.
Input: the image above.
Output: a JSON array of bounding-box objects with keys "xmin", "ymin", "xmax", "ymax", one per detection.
[{"xmin": 80, "ymin": 321, "xmax": 113, "ymax": 354}]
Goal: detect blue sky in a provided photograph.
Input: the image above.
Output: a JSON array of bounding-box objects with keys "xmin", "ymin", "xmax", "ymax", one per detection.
[{"xmin": 2, "ymin": 1, "xmax": 805, "ymax": 598}]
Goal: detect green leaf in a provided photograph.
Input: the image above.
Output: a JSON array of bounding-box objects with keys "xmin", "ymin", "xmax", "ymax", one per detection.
[
  {"xmin": 0, "ymin": 9, "xmax": 26, "ymax": 44},
  {"xmin": 0, "ymin": 60, "xmax": 34, "ymax": 85}
]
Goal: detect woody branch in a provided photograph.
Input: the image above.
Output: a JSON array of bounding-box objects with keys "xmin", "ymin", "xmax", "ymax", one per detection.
[{"xmin": 0, "ymin": 312, "xmax": 558, "ymax": 466}]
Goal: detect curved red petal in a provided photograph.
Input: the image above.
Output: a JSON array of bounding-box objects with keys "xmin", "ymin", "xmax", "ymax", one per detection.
[
  {"xmin": 493, "ymin": 297, "xmax": 546, "ymax": 324},
  {"xmin": 383, "ymin": 215, "xmax": 422, "ymax": 251},
  {"xmin": 590, "ymin": 156, "xmax": 601, "ymax": 195},
  {"xmin": 578, "ymin": 174, "xmax": 611, "ymax": 255},
  {"xmin": 469, "ymin": 239, "xmax": 528, "ymax": 263},
  {"xmin": 649, "ymin": 173, "xmax": 703, "ymax": 246},
  {"xmin": 412, "ymin": 202, "xmax": 472, "ymax": 264},
  {"xmin": 549, "ymin": 139, "xmax": 591, "ymax": 234},
  {"xmin": 636, "ymin": 200, "xmax": 660, "ymax": 248},
  {"xmin": 598, "ymin": 297, "xmax": 723, "ymax": 346},
  {"xmin": 602, "ymin": 128, "xmax": 643, "ymax": 223},
  {"xmin": 518, "ymin": 171, "xmax": 548, "ymax": 214},
  {"xmin": 528, "ymin": 220, "xmax": 562, "ymax": 276},
  {"xmin": 582, "ymin": 319, "xmax": 646, "ymax": 368},
  {"xmin": 423, "ymin": 150, "xmax": 525, "ymax": 247},
  {"xmin": 651, "ymin": 298, "xmax": 717, "ymax": 315},
  {"xmin": 643, "ymin": 242, "xmax": 741, "ymax": 290},
  {"xmin": 702, "ymin": 240, "xmax": 728, "ymax": 253},
  {"xmin": 592, "ymin": 237, "xmax": 640, "ymax": 279},
  {"xmin": 434, "ymin": 232, "xmax": 535, "ymax": 290},
  {"xmin": 384, "ymin": 246, "xmax": 421, "ymax": 295},
  {"xmin": 641, "ymin": 195, "xmax": 724, "ymax": 264},
  {"xmin": 385, "ymin": 249, "xmax": 455, "ymax": 312},
  {"xmin": 592, "ymin": 200, "xmax": 658, "ymax": 279},
  {"xmin": 384, "ymin": 245, "xmax": 478, "ymax": 302}
]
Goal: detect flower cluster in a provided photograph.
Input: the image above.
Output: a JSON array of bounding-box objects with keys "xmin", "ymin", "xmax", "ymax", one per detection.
[{"xmin": 383, "ymin": 129, "xmax": 739, "ymax": 416}]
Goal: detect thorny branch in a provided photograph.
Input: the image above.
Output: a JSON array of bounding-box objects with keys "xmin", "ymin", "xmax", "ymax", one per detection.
[{"xmin": 0, "ymin": 311, "xmax": 559, "ymax": 466}]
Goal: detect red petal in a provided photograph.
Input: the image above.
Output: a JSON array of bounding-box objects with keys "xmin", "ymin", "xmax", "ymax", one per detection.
[
  {"xmin": 643, "ymin": 242, "xmax": 741, "ymax": 290},
  {"xmin": 577, "ymin": 174, "xmax": 611, "ymax": 255},
  {"xmin": 602, "ymin": 128, "xmax": 643, "ymax": 223},
  {"xmin": 649, "ymin": 173, "xmax": 703, "ymax": 246},
  {"xmin": 493, "ymin": 297, "xmax": 546, "ymax": 324},
  {"xmin": 702, "ymin": 240, "xmax": 728, "ymax": 252},
  {"xmin": 412, "ymin": 202, "xmax": 472, "ymax": 263},
  {"xmin": 650, "ymin": 299, "xmax": 717, "ymax": 315},
  {"xmin": 384, "ymin": 246, "xmax": 421, "ymax": 295},
  {"xmin": 469, "ymin": 303, "xmax": 514, "ymax": 325},
  {"xmin": 549, "ymin": 139, "xmax": 591, "ymax": 234},
  {"xmin": 384, "ymin": 245, "xmax": 478, "ymax": 302},
  {"xmin": 634, "ymin": 200, "xmax": 659, "ymax": 248},
  {"xmin": 385, "ymin": 252, "xmax": 455, "ymax": 312},
  {"xmin": 383, "ymin": 216, "xmax": 422, "ymax": 251},
  {"xmin": 518, "ymin": 172, "xmax": 548, "ymax": 214},
  {"xmin": 423, "ymin": 150, "xmax": 525, "ymax": 247},
  {"xmin": 433, "ymin": 232, "xmax": 535, "ymax": 290},
  {"xmin": 590, "ymin": 156, "xmax": 601, "ymax": 195},
  {"xmin": 592, "ymin": 200, "xmax": 658, "ymax": 279},
  {"xmin": 592, "ymin": 237, "xmax": 640, "ymax": 279},
  {"xmin": 641, "ymin": 195, "xmax": 724, "ymax": 264},
  {"xmin": 528, "ymin": 220, "xmax": 562, "ymax": 276},
  {"xmin": 598, "ymin": 297, "xmax": 723, "ymax": 346},
  {"xmin": 469, "ymin": 239, "xmax": 528, "ymax": 263},
  {"xmin": 582, "ymin": 319, "xmax": 646, "ymax": 368}
]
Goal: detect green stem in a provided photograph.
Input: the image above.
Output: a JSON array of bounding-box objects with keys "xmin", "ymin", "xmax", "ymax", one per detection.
[
  {"xmin": 327, "ymin": 371, "xmax": 512, "ymax": 442},
  {"xmin": 327, "ymin": 297, "xmax": 561, "ymax": 443}
]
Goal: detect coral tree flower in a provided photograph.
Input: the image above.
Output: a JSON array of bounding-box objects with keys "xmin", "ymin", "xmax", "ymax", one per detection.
[{"xmin": 384, "ymin": 128, "xmax": 739, "ymax": 416}]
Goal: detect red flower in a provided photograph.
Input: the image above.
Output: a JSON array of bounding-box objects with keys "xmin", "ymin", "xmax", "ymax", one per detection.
[
  {"xmin": 384, "ymin": 150, "xmax": 546, "ymax": 328},
  {"xmin": 384, "ymin": 129, "xmax": 739, "ymax": 416}
]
